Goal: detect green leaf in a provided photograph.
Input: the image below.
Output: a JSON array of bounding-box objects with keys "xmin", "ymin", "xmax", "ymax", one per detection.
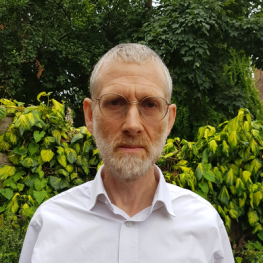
[
  {"xmin": 28, "ymin": 143, "xmax": 39, "ymax": 156},
  {"xmin": 35, "ymin": 178, "xmax": 47, "ymax": 191},
  {"xmin": 93, "ymin": 148, "xmax": 100, "ymax": 156},
  {"xmin": 49, "ymin": 176, "xmax": 69, "ymax": 190},
  {"xmin": 41, "ymin": 149, "xmax": 54, "ymax": 162},
  {"xmin": 225, "ymin": 168, "xmax": 234, "ymax": 187},
  {"xmin": 235, "ymin": 257, "xmax": 242, "ymax": 263},
  {"xmin": 58, "ymin": 169, "xmax": 69, "ymax": 177},
  {"xmin": 235, "ymin": 178, "xmax": 245, "ymax": 197},
  {"xmin": 6, "ymin": 193, "xmax": 19, "ymax": 214},
  {"xmin": 66, "ymin": 164, "xmax": 73, "ymax": 173},
  {"xmin": 71, "ymin": 133, "xmax": 84, "ymax": 144},
  {"xmin": 241, "ymin": 170, "xmax": 252, "ymax": 185},
  {"xmin": 253, "ymin": 191, "xmax": 262, "ymax": 207},
  {"xmin": 229, "ymin": 209, "xmax": 238, "ymax": 220},
  {"xmin": 57, "ymin": 154, "xmax": 67, "ymax": 167},
  {"xmin": 37, "ymin": 92, "xmax": 47, "ymax": 101},
  {"xmin": 65, "ymin": 148, "xmax": 77, "ymax": 164},
  {"xmin": 195, "ymin": 163, "xmax": 204, "ymax": 181},
  {"xmin": 209, "ymin": 140, "xmax": 217, "ymax": 154},
  {"xmin": 252, "ymin": 224, "xmax": 263, "ymax": 234},
  {"xmin": 57, "ymin": 146, "xmax": 65, "ymax": 155},
  {"xmin": 258, "ymin": 230, "xmax": 263, "ymax": 241},
  {"xmin": 14, "ymin": 145, "xmax": 28, "ymax": 155},
  {"xmin": 14, "ymin": 171, "xmax": 25, "ymax": 181},
  {"xmin": 222, "ymin": 140, "xmax": 229, "ymax": 156},
  {"xmin": 33, "ymin": 130, "xmax": 46, "ymax": 143},
  {"xmin": 33, "ymin": 190, "xmax": 47, "ymax": 204},
  {"xmin": 20, "ymin": 157, "xmax": 38, "ymax": 168},
  {"xmin": 195, "ymin": 190, "xmax": 206, "ymax": 199},
  {"xmin": 218, "ymin": 186, "xmax": 230, "ymax": 207},
  {"xmin": 44, "ymin": 136, "xmax": 56, "ymax": 147},
  {"xmin": 24, "ymin": 174, "xmax": 38, "ymax": 187},
  {"xmin": 52, "ymin": 99, "xmax": 64, "ymax": 114},
  {"xmin": 250, "ymin": 137, "xmax": 259, "ymax": 156},
  {"xmin": 70, "ymin": 173, "xmax": 78, "ymax": 180},
  {"xmin": 14, "ymin": 114, "xmax": 32, "ymax": 135},
  {"xmin": 203, "ymin": 171, "xmax": 215, "ymax": 182},
  {"xmin": 52, "ymin": 130, "xmax": 61, "ymax": 144},
  {"xmin": 0, "ymin": 188, "xmax": 14, "ymax": 200},
  {"xmin": 228, "ymin": 131, "xmax": 239, "ymax": 149},
  {"xmin": 17, "ymin": 183, "xmax": 24, "ymax": 191},
  {"xmin": 248, "ymin": 210, "xmax": 259, "ymax": 226},
  {"xmin": 198, "ymin": 182, "xmax": 209, "ymax": 194},
  {"xmin": 0, "ymin": 165, "xmax": 16, "ymax": 180},
  {"xmin": 0, "ymin": 106, "xmax": 7, "ymax": 121}
]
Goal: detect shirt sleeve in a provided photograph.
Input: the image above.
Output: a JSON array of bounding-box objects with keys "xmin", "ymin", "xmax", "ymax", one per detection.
[
  {"xmin": 218, "ymin": 221, "xmax": 235, "ymax": 263},
  {"xmin": 19, "ymin": 221, "xmax": 39, "ymax": 263}
]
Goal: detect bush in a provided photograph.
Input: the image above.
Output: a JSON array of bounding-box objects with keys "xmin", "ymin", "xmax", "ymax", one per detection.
[{"xmin": 0, "ymin": 217, "xmax": 25, "ymax": 263}]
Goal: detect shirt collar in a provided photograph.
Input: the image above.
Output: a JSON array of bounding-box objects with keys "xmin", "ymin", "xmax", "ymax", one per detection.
[{"xmin": 88, "ymin": 165, "xmax": 175, "ymax": 217}]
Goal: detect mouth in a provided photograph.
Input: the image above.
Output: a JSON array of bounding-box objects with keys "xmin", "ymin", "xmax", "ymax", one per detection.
[{"xmin": 118, "ymin": 145, "xmax": 144, "ymax": 153}]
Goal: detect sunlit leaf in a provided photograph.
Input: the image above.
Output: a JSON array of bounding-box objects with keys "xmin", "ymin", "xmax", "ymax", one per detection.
[
  {"xmin": 248, "ymin": 210, "xmax": 259, "ymax": 226},
  {"xmin": 41, "ymin": 149, "xmax": 54, "ymax": 162},
  {"xmin": 33, "ymin": 130, "xmax": 46, "ymax": 143},
  {"xmin": 57, "ymin": 154, "xmax": 67, "ymax": 167},
  {"xmin": 0, "ymin": 165, "xmax": 16, "ymax": 180},
  {"xmin": 52, "ymin": 130, "xmax": 61, "ymax": 144},
  {"xmin": 218, "ymin": 186, "xmax": 230, "ymax": 207},
  {"xmin": 20, "ymin": 157, "xmax": 38, "ymax": 168},
  {"xmin": 33, "ymin": 190, "xmax": 47, "ymax": 204}
]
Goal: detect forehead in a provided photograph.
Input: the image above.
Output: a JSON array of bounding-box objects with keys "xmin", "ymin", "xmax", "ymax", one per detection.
[{"xmin": 95, "ymin": 61, "xmax": 167, "ymax": 98}]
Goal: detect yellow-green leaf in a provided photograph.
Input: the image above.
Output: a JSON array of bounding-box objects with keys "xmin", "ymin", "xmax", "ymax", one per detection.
[
  {"xmin": 52, "ymin": 99, "xmax": 64, "ymax": 114},
  {"xmin": 37, "ymin": 92, "xmax": 47, "ymax": 101},
  {"xmin": 66, "ymin": 164, "xmax": 73, "ymax": 173},
  {"xmin": 218, "ymin": 186, "xmax": 230, "ymax": 207},
  {"xmin": 52, "ymin": 130, "xmax": 61, "ymax": 144},
  {"xmin": 252, "ymin": 223, "xmax": 263, "ymax": 234},
  {"xmin": 229, "ymin": 209, "xmax": 238, "ymax": 220},
  {"xmin": 6, "ymin": 193, "xmax": 19, "ymax": 214},
  {"xmin": 57, "ymin": 154, "xmax": 67, "ymax": 167},
  {"xmin": 241, "ymin": 170, "xmax": 252, "ymax": 185},
  {"xmin": 253, "ymin": 191, "xmax": 262, "ymax": 207},
  {"xmin": 248, "ymin": 210, "xmax": 259, "ymax": 226},
  {"xmin": 41, "ymin": 149, "xmax": 54, "ymax": 162},
  {"xmin": 57, "ymin": 146, "xmax": 64, "ymax": 155},
  {"xmin": 70, "ymin": 173, "xmax": 78, "ymax": 180},
  {"xmin": 209, "ymin": 140, "xmax": 217, "ymax": 154},
  {"xmin": 225, "ymin": 168, "xmax": 234, "ymax": 187},
  {"xmin": 14, "ymin": 114, "xmax": 31, "ymax": 135},
  {"xmin": 228, "ymin": 131, "xmax": 239, "ymax": 149},
  {"xmin": 222, "ymin": 140, "xmax": 229, "ymax": 155},
  {"xmin": 0, "ymin": 165, "xmax": 16, "ymax": 180},
  {"xmin": 20, "ymin": 157, "xmax": 38, "ymax": 168},
  {"xmin": 235, "ymin": 178, "xmax": 245, "ymax": 197}
]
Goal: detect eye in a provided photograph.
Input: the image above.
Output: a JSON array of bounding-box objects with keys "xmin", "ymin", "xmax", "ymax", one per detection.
[{"xmin": 141, "ymin": 98, "xmax": 159, "ymax": 109}]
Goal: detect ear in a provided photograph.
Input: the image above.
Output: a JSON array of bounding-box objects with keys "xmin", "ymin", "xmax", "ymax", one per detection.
[
  {"xmin": 167, "ymin": 104, "xmax": 176, "ymax": 136},
  {"xmin": 83, "ymin": 98, "xmax": 94, "ymax": 134}
]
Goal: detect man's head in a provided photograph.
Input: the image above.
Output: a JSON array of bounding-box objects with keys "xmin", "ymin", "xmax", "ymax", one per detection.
[{"xmin": 84, "ymin": 43, "xmax": 176, "ymax": 182}]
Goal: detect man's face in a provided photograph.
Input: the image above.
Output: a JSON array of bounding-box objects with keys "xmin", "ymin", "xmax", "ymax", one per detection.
[{"xmin": 84, "ymin": 61, "xmax": 176, "ymax": 182}]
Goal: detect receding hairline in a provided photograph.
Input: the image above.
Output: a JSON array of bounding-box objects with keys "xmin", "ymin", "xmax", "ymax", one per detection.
[{"xmin": 89, "ymin": 43, "xmax": 172, "ymax": 101}]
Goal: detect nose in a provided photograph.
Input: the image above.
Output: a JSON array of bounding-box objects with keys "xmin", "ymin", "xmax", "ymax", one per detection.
[{"xmin": 121, "ymin": 102, "xmax": 143, "ymax": 136}]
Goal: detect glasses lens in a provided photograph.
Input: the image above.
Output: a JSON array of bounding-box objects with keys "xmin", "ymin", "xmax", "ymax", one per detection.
[
  {"xmin": 99, "ymin": 94, "xmax": 127, "ymax": 120},
  {"xmin": 140, "ymin": 97, "xmax": 168, "ymax": 122}
]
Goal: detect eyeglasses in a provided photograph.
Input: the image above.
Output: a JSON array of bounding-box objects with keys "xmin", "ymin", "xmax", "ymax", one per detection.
[{"xmin": 92, "ymin": 93, "xmax": 171, "ymax": 123}]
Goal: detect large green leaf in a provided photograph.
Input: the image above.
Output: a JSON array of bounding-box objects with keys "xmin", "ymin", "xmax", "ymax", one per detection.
[
  {"xmin": 33, "ymin": 130, "xmax": 46, "ymax": 143},
  {"xmin": 52, "ymin": 130, "xmax": 61, "ymax": 144},
  {"xmin": 57, "ymin": 154, "xmax": 67, "ymax": 167},
  {"xmin": 222, "ymin": 140, "xmax": 229, "ymax": 156},
  {"xmin": 58, "ymin": 169, "xmax": 69, "ymax": 177},
  {"xmin": 44, "ymin": 136, "xmax": 56, "ymax": 148},
  {"xmin": 201, "ymin": 149, "xmax": 208, "ymax": 164},
  {"xmin": 253, "ymin": 191, "xmax": 262, "ymax": 207},
  {"xmin": 0, "ymin": 106, "xmax": 7, "ymax": 121},
  {"xmin": 228, "ymin": 131, "xmax": 239, "ymax": 149},
  {"xmin": 225, "ymin": 168, "xmax": 234, "ymax": 187},
  {"xmin": 14, "ymin": 114, "xmax": 32, "ymax": 135},
  {"xmin": 250, "ymin": 137, "xmax": 259, "ymax": 156},
  {"xmin": 49, "ymin": 176, "xmax": 69, "ymax": 190},
  {"xmin": 65, "ymin": 148, "xmax": 77, "ymax": 164},
  {"xmin": 235, "ymin": 178, "xmax": 245, "ymax": 197},
  {"xmin": 241, "ymin": 170, "xmax": 252, "ymax": 185},
  {"xmin": 248, "ymin": 210, "xmax": 259, "ymax": 226},
  {"xmin": 24, "ymin": 174, "xmax": 38, "ymax": 187},
  {"xmin": 6, "ymin": 193, "xmax": 19, "ymax": 214},
  {"xmin": 71, "ymin": 133, "xmax": 84, "ymax": 144},
  {"xmin": 28, "ymin": 142, "xmax": 40, "ymax": 156},
  {"xmin": 0, "ymin": 188, "xmax": 14, "ymax": 200},
  {"xmin": 198, "ymin": 182, "xmax": 209, "ymax": 194},
  {"xmin": 33, "ymin": 190, "xmax": 47, "ymax": 204},
  {"xmin": 20, "ymin": 157, "xmax": 38, "ymax": 168},
  {"xmin": 0, "ymin": 165, "xmax": 16, "ymax": 180},
  {"xmin": 245, "ymin": 159, "xmax": 262, "ymax": 174},
  {"xmin": 41, "ymin": 149, "xmax": 54, "ymax": 162},
  {"xmin": 208, "ymin": 140, "xmax": 217, "ymax": 154},
  {"xmin": 34, "ymin": 178, "xmax": 47, "ymax": 191},
  {"xmin": 218, "ymin": 186, "xmax": 230, "ymax": 207},
  {"xmin": 52, "ymin": 99, "xmax": 64, "ymax": 114},
  {"xmin": 203, "ymin": 171, "xmax": 215, "ymax": 182},
  {"xmin": 14, "ymin": 145, "xmax": 28, "ymax": 155}
]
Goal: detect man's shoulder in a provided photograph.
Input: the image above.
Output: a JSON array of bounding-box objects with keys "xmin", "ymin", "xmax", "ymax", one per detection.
[
  {"xmin": 166, "ymin": 182, "xmax": 216, "ymax": 210},
  {"xmin": 31, "ymin": 180, "xmax": 94, "ymax": 223}
]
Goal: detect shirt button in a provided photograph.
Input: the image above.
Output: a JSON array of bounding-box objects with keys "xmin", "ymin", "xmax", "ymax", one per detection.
[{"xmin": 126, "ymin": 221, "xmax": 132, "ymax": 227}]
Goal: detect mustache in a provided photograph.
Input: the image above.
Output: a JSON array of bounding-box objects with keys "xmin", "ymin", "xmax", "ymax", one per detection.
[{"xmin": 112, "ymin": 135, "xmax": 151, "ymax": 148}]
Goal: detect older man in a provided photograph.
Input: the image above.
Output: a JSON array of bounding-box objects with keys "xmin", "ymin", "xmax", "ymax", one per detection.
[{"xmin": 19, "ymin": 44, "xmax": 234, "ymax": 263}]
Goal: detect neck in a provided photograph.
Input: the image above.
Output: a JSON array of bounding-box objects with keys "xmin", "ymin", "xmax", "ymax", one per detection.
[{"xmin": 101, "ymin": 166, "xmax": 159, "ymax": 217}]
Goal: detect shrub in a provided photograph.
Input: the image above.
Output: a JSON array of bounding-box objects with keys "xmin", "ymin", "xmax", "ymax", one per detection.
[{"xmin": 0, "ymin": 93, "xmax": 102, "ymax": 223}]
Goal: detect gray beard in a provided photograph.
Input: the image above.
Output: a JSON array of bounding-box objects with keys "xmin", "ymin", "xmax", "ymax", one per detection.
[{"xmin": 93, "ymin": 119, "xmax": 168, "ymax": 183}]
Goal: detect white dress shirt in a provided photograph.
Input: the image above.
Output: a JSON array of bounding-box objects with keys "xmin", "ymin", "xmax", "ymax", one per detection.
[{"xmin": 19, "ymin": 165, "xmax": 234, "ymax": 263}]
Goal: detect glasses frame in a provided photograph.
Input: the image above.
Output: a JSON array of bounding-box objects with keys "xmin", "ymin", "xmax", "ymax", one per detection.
[{"xmin": 92, "ymin": 93, "xmax": 171, "ymax": 123}]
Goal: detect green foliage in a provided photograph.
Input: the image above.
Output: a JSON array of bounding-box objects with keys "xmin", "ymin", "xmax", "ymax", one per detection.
[
  {"xmin": 159, "ymin": 109, "xmax": 263, "ymax": 237},
  {"xmin": 0, "ymin": 217, "xmax": 25, "ymax": 263},
  {"xmin": 0, "ymin": 93, "xmax": 102, "ymax": 222},
  {"xmin": 241, "ymin": 238, "xmax": 263, "ymax": 263}
]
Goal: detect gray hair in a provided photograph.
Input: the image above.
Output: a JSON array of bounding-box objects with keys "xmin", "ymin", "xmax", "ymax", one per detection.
[{"xmin": 90, "ymin": 43, "xmax": 173, "ymax": 102}]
